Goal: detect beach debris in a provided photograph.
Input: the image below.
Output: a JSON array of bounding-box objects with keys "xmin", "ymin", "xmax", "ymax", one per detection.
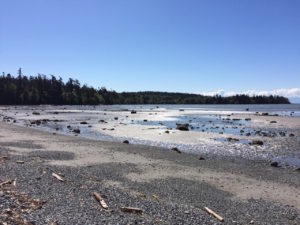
[
  {"xmin": 270, "ymin": 161, "xmax": 279, "ymax": 167},
  {"xmin": 131, "ymin": 110, "xmax": 137, "ymax": 114},
  {"xmin": 80, "ymin": 121, "xmax": 88, "ymax": 124},
  {"xmin": 270, "ymin": 121, "xmax": 277, "ymax": 123},
  {"xmin": 123, "ymin": 140, "xmax": 129, "ymax": 144},
  {"xmin": 289, "ymin": 133, "xmax": 295, "ymax": 137},
  {"xmin": 204, "ymin": 207, "xmax": 224, "ymax": 222},
  {"xmin": 0, "ymin": 180, "xmax": 14, "ymax": 186},
  {"xmin": 93, "ymin": 192, "xmax": 108, "ymax": 209},
  {"xmin": 72, "ymin": 128, "xmax": 80, "ymax": 134},
  {"xmin": 245, "ymin": 118, "xmax": 251, "ymax": 121},
  {"xmin": 199, "ymin": 156, "xmax": 205, "ymax": 160},
  {"xmin": 152, "ymin": 194, "xmax": 160, "ymax": 201},
  {"xmin": 171, "ymin": 147, "xmax": 181, "ymax": 153},
  {"xmin": 176, "ymin": 123, "xmax": 189, "ymax": 131},
  {"xmin": 114, "ymin": 117, "xmax": 118, "ymax": 120},
  {"xmin": 262, "ymin": 112, "xmax": 269, "ymax": 116},
  {"xmin": 15, "ymin": 160, "xmax": 25, "ymax": 164},
  {"xmin": 165, "ymin": 130, "xmax": 170, "ymax": 134},
  {"xmin": 120, "ymin": 206, "xmax": 143, "ymax": 214},
  {"xmin": 251, "ymin": 140, "xmax": 263, "ymax": 145},
  {"xmin": 52, "ymin": 172, "xmax": 64, "ymax": 182},
  {"xmin": 32, "ymin": 111, "xmax": 40, "ymax": 115}
]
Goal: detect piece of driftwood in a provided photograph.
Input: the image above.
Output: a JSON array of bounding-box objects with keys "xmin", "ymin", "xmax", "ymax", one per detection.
[
  {"xmin": 0, "ymin": 180, "xmax": 13, "ymax": 186},
  {"xmin": 93, "ymin": 192, "xmax": 108, "ymax": 209},
  {"xmin": 204, "ymin": 207, "xmax": 224, "ymax": 222},
  {"xmin": 120, "ymin": 207, "xmax": 143, "ymax": 214},
  {"xmin": 52, "ymin": 172, "xmax": 64, "ymax": 182},
  {"xmin": 152, "ymin": 194, "xmax": 160, "ymax": 201}
]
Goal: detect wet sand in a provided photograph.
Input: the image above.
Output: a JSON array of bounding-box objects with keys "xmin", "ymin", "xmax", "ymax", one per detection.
[
  {"xmin": 1, "ymin": 120, "xmax": 300, "ymax": 224},
  {"xmin": 1, "ymin": 105, "xmax": 300, "ymax": 167}
]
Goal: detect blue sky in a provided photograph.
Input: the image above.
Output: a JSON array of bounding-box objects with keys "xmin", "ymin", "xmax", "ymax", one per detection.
[{"xmin": 1, "ymin": 0, "xmax": 300, "ymax": 100}]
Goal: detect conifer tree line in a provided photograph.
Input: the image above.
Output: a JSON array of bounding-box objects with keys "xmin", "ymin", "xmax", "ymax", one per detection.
[{"xmin": 0, "ymin": 71, "xmax": 290, "ymax": 105}]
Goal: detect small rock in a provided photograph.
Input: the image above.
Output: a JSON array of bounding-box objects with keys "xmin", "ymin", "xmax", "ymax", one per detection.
[
  {"xmin": 73, "ymin": 128, "xmax": 80, "ymax": 134},
  {"xmin": 32, "ymin": 111, "xmax": 40, "ymax": 115},
  {"xmin": 123, "ymin": 140, "xmax": 129, "ymax": 144},
  {"xmin": 176, "ymin": 123, "xmax": 189, "ymax": 131},
  {"xmin": 114, "ymin": 117, "xmax": 118, "ymax": 120},
  {"xmin": 199, "ymin": 156, "xmax": 205, "ymax": 160},
  {"xmin": 131, "ymin": 110, "xmax": 137, "ymax": 114},
  {"xmin": 270, "ymin": 161, "xmax": 278, "ymax": 167},
  {"xmin": 252, "ymin": 140, "xmax": 263, "ymax": 145},
  {"xmin": 172, "ymin": 147, "xmax": 181, "ymax": 153},
  {"xmin": 270, "ymin": 121, "xmax": 277, "ymax": 123},
  {"xmin": 80, "ymin": 121, "xmax": 88, "ymax": 124},
  {"xmin": 165, "ymin": 130, "xmax": 170, "ymax": 134}
]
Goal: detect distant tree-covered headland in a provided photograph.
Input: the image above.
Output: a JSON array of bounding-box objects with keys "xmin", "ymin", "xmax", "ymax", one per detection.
[{"xmin": 0, "ymin": 72, "xmax": 290, "ymax": 105}]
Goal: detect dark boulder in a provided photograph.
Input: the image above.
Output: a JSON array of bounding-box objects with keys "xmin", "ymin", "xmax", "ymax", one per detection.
[
  {"xmin": 270, "ymin": 161, "xmax": 278, "ymax": 167},
  {"xmin": 176, "ymin": 123, "xmax": 189, "ymax": 131},
  {"xmin": 172, "ymin": 147, "xmax": 181, "ymax": 153},
  {"xmin": 252, "ymin": 140, "xmax": 263, "ymax": 145},
  {"xmin": 73, "ymin": 128, "xmax": 80, "ymax": 134}
]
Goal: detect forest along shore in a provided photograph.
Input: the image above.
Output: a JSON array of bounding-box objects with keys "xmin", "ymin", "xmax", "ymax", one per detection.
[
  {"xmin": 1, "ymin": 105, "xmax": 300, "ymax": 168},
  {"xmin": 0, "ymin": 121, "xmax": 300, "ymax": 224}
]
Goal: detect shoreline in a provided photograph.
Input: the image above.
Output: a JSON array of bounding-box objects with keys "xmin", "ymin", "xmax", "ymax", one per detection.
[
  {"xmin": 1, "ymin": 122, "xmax": 300, "ymax": 224},
  {"xmin": 1, "ymin": 105, "xmax": 300, "ymax": 168}
]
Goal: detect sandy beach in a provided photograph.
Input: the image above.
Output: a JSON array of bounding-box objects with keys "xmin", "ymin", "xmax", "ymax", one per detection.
[{"xmin": 1, "ymin": 105, "xmax": 300, "ymax": 224}]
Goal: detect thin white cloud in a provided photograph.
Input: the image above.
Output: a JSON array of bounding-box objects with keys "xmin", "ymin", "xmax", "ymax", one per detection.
[{"xmin": 200, "ymin": 88, "xmax": 300, "ymax": 98}]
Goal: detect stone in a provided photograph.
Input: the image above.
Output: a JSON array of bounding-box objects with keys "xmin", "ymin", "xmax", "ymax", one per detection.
[
  {"xmin": 80, "ymin": 121, "xmax": 88, "ymax": 124},
  {"xmin": 176, "ymin": 123, "xmax": 189, "ymax": 131},
  {"xmin": 73, "ymin": 128, "xmax": 80, "ymax": 134},
  {"xmin": 270, "ymin": 161, "xmax": 278, "ymax": 167},
  {"xmin": 252, "ymin": 140, "xmax": 263, "ymax": 145},
  {"xmin": 171, "ymin": 147, "xmax": 181, "ymax": 153},
  {"xmin": 123, "ymin": 140, "xmax": 129, "ymax": 144}
]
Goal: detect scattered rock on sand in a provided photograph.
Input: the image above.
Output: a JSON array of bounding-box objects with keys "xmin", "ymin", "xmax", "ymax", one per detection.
[
  {"xmin": 270, "ymin": 161, "xmax": 278, "ymax": 167},
  {"xmin": 165, "ymin": 130, "xmax": 170, "ymax": 134},
  {"xmin": 72, "ymin": 128, "xmax": 80, "ymax": 134},
  {"xmin": 245, "ymin": 118, "xmax": 251, "ymax": 121},
  {"xmin": 262, "ymin": 112, "xmax": 269, "ymax": 116},
  {"xmin": 80, "ymin": 121, "xmax": 88, "ymax": 124},
  {"xmin": 123, "ymin": 140, "xmax": 129, "ymax": 144},
  {"xmin": 289, "ymin": 133, "xmax": 295, "ymax": 137},
  {"xmin": 252, "ymin": 140, "xmax": 264, "ymax": 145},
  {"xmin": 176, "ymin": 123, "xmax": 189, "ymax": 131},
  {"xmin": 171, "ymin": 147, "xmax": 181, "ymax": 153},
  {"xmin": 199, "ymin": 156, "xmax": 205, "ymax": 160},
  {"xmin": 131, "ymin": 110, "xmax": 137, "ymax": 114},
  {"xmin": 32, "ymin": 111, "xmax": 40, "ymax": 115}
]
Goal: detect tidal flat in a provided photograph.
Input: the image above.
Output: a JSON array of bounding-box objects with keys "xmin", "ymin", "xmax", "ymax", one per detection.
[{"xmin": 0, "ymin": 104, "xmax": 300, "ymax": 224}]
